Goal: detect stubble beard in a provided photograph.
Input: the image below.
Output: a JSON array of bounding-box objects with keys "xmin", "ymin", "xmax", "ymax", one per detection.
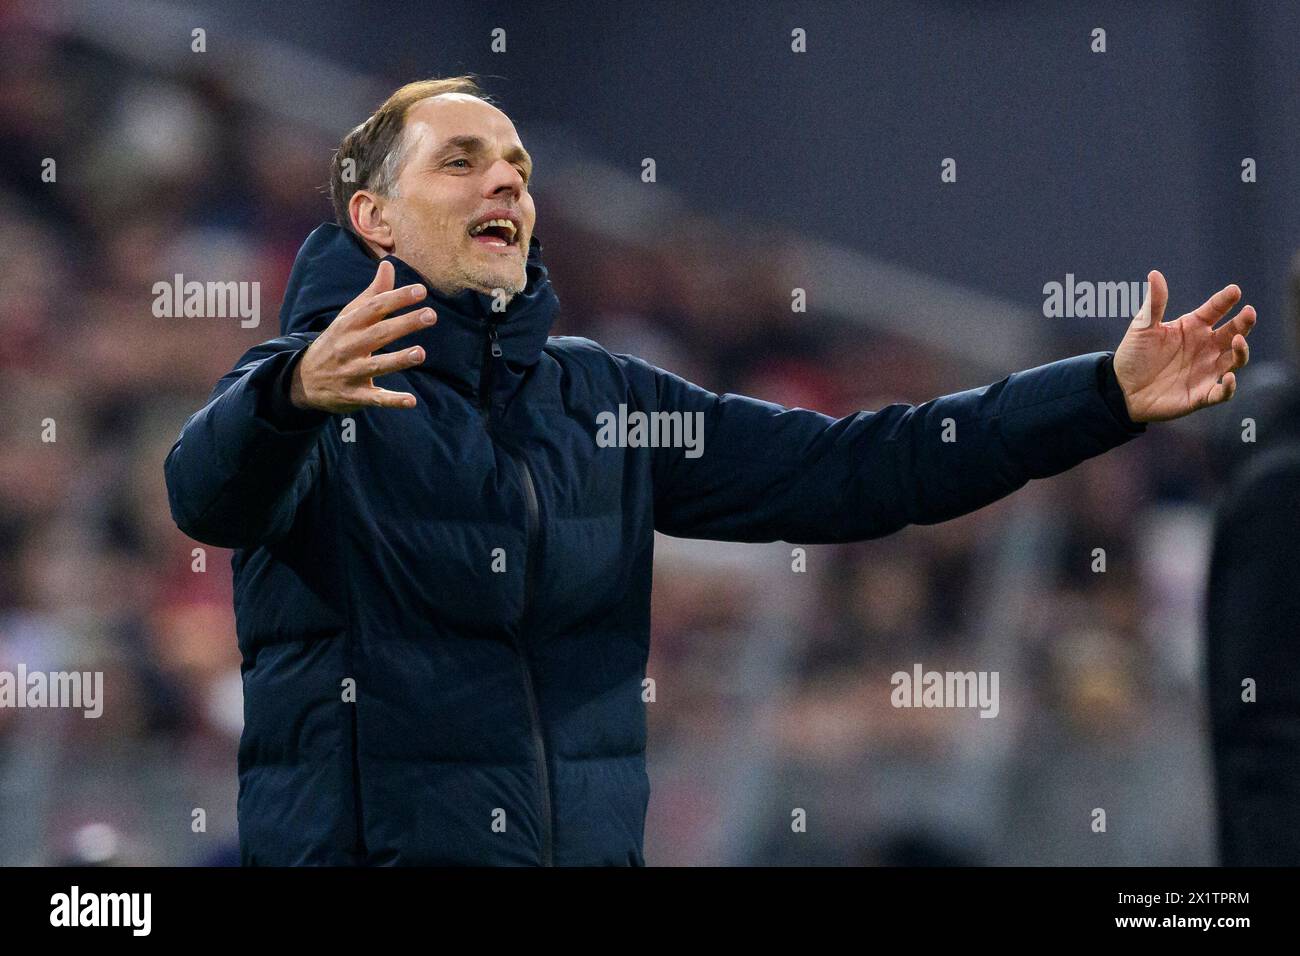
[
  {"xmin": 462, "ymin": 253, "xmax": 526, "ymax": 302},
  {"xmin": 405, "ymin": 235, "xmax": 526, "ymax": 303}
]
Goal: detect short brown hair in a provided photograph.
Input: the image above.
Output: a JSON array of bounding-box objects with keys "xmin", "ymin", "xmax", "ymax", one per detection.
[{"xmin": 329, "ymin": 76, "xmax": 493, "ymax": 233}]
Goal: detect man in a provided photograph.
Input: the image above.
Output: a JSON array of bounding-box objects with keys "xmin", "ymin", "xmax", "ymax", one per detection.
[
  {"xmin": 163, "ymin": 76, "xmax": 1256, "ymax": 865},
  {"xmin": 1205, "ymin": 252, "xmax": 1299, "ymax": 865}
]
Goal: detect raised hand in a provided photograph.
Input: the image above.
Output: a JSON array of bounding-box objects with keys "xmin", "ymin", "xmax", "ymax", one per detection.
[
  {"xmin": 1112, "ymin": 270, "xmax": 1257, "ymax": 423},
  {"xmin": 290, "ymin": 260, "xmax": 436, "ymax": 412}
]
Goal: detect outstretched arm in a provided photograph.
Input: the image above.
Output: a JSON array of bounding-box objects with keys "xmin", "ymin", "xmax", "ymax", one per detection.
[
  {"xmin": 621, "ymin": 349, "xmax": 1141, "ymax": 544},
  {"xmin": 625, "ymin": 274, "xmax": 1255, "ymax": 544}
]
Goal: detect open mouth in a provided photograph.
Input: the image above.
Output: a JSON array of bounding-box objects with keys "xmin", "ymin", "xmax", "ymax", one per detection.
[{"xmin": 467, "ymin": 218, "xmax": 519, "ymax": 250}]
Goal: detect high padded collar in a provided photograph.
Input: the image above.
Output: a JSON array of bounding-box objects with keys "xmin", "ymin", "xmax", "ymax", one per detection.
[{"xmin": 278, "ymin": 222, "xmax": 560, "ymax": 398}]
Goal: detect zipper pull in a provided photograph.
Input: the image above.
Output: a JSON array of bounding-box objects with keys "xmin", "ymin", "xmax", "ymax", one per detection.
[{"xmin": 489, "ymin": 324, "xmax": 502, "ymax": 358}]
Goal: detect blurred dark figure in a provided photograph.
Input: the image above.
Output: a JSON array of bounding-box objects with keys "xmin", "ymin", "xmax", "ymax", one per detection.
[
  {"xmin": 870, "ymin": 830, "xmax": 983, "ymax": 867},
  {"xmin": 1205, "ymin": 251, "xmax": 1300, "ymax": 865}
]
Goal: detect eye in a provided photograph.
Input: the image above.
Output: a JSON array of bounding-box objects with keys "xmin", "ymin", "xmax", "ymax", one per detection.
[{"xmin": 447, "ymin": 158, "xmax": 470, "ymax": 169}]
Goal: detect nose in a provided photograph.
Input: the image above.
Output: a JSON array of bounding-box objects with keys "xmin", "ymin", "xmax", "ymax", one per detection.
[{"xmin": 484, "ymin": 157, "xmax": 525, "ymax": 198}]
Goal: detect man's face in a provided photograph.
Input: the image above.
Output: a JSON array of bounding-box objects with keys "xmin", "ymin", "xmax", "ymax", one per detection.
[{"xmin": 379, "ymin": 94, "xmax": 535, "ymax": 299}]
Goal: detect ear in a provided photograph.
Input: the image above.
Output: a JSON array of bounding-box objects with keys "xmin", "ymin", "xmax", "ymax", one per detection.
[{"xmin": 349, "ymin": 190, "xmax": 395, "ymax": 255}]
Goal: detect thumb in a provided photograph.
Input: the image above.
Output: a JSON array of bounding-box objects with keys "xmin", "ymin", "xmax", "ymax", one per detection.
[
  {"xmin": 1131, "ymin": 269, "xmax": 1168, "ymax": 329},
  {"xmin": 367, "ymin": 259, "xmax": 395, "ymax": 295}
]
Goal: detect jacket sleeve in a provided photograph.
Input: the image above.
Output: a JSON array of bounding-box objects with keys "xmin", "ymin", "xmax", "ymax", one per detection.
[
  {"xmin": 615, "ymin": 349, "xmax": 1146, "ymax": 544},
  {"xmin": 164, "ymin": 333, "xmax": 330, "ymax": 549}
]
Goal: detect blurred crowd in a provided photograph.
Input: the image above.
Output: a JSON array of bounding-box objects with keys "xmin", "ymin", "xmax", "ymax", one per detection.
[{"xmin": 0, "ymin": 21, "xmax": 1231, "ymax": 865}]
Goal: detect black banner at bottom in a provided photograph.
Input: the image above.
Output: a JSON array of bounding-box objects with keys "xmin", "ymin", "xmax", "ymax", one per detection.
[{"xmin": 0, "ymin": 866, "xmax": 1281, "ymax": 941}]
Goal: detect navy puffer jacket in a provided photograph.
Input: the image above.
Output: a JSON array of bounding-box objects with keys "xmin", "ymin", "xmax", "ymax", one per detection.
[{"xmin": 163, "ymin": 223, "xmax": 1145, "ymax": 865}]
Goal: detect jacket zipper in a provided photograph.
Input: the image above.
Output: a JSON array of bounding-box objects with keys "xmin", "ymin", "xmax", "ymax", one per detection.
[{"xmin": 479, "ymin": 320, "xmax": 554, "ymax": 867}]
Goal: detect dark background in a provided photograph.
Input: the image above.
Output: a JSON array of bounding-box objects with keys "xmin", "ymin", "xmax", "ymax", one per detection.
[{"xmin": 174, "ymin": 0, "xmax": 1299, "ymax": 354}]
